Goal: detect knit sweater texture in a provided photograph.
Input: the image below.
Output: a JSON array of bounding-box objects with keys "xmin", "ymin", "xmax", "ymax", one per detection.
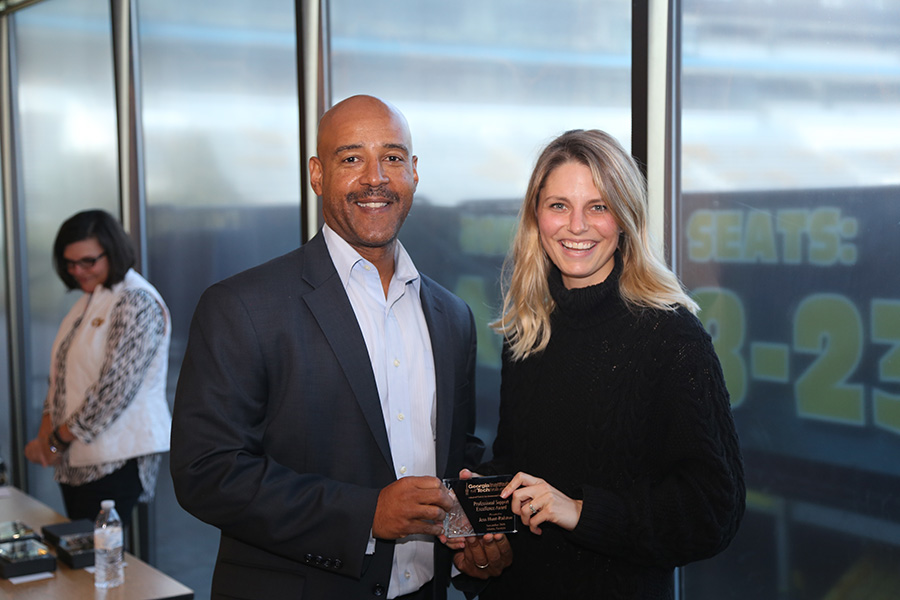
[{"xmin": 479, "ymin": 256, "xmax": 745, "ymax": 599}]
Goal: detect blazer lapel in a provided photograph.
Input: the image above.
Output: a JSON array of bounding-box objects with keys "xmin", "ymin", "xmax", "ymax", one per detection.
[
  {"xmin": 301, "ymin": 233, "xmax": 394, "ymax": 471},
  {"xmin": 420, "ymin": 278, "xmax": 454, "ymax": 478}
]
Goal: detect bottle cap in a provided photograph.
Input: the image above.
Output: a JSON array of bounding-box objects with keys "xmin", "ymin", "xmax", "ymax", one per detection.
[{"xmin": 101, "ymin": 499, "xmax": 115, "ymax": 510}]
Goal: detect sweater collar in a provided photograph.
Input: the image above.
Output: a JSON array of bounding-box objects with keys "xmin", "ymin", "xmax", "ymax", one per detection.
[{"xmin": 548, "ymin": 251, "xmax": 628, "ymax": 324}]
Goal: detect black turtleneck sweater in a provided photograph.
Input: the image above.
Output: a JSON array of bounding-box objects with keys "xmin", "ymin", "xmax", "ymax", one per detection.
[{"xmin": 479, "ymin": 257, "xmax": 745, "ymax": 599}]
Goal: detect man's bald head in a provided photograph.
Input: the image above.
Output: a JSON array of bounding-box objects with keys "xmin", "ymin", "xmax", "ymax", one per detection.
[{"xmin": 316, "ymin": 95, "xmax": 413, "ymax": 158}]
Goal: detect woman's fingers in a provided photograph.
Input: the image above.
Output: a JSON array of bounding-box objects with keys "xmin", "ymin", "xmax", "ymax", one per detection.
[{"xmin": 510, "ymin": 483, "xmax": 584, "ymax": 533}]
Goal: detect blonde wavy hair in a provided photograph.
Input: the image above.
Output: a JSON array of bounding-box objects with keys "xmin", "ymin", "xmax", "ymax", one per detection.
[{"xmin": 492, "ymin": 129, "xmax": 699, "ymax": 360}]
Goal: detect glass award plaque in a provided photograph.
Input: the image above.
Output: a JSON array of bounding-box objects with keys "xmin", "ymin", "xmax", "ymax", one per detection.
[
  {"xmin": 0, "ymin": 521, "xmax": 38, "ymax": 544},
  {"xmin": 0, "ymin": 539, "xmax": 57, "ymax": 578},
  {"xmin": 443, "ymin": 475, "xmax": 518, "ymax": 538}
]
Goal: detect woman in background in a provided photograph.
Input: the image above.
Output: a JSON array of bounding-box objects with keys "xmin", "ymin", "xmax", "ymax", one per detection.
[
  {"xmin": 25, "ymin": 209, "xmax": 171, "ymax": 527},
  {"xmin": 479, "ymin": 129, "xmax": 745, "ymax": 598}
]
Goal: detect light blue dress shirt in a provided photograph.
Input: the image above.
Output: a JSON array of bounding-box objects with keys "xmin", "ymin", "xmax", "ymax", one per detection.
[{"xmin": 323, "ymin": 224, "xmax": 437, "ymax": 598}]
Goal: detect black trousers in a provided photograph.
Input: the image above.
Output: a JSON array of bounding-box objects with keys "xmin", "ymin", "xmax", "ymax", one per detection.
[{"xmin": 59, "ymin": 458, "xmax": 142, "ymax": 528}]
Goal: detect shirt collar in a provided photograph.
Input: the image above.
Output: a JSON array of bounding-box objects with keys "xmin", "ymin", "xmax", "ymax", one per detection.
[{"xmin": 322, "ymin": 224, "xmax": 421, "ymax": 292}]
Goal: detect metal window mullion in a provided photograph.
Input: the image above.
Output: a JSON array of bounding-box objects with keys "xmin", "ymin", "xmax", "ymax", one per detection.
[
  {"xmin": 298, "ymin": 0, "xmax": 328, "ymax": 243},
  {"xmin": 110, "ymin": 0, "xmax": 157, "ymax": 565},
  {"xmin": 295, "ymin": 0, "xmax": 331, "ymax": 242},
  {"xmin": 1, "ymin": 13, "xmax": 31, "ymax": 491},
  {"xmin": 110, "ymin": 0, "xmax": 147, "ymax": 276},
  {"xmin": 632, "ymin": 0, "xmax": 649, "ymax": 174},
  {"xmin": 646, "ymin": 0, "xmax": 680, "ymax": 268},
  {"xmin": 665, "ymin": 0, "xmax": 681, "ymax": 269},
  {"xmin": 0, "ymin": 1, "xmax": 44, "ymax": 18}
]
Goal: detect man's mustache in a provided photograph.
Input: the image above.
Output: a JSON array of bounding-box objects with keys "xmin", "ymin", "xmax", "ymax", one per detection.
[{"xmin": 347, "ymin": 186, "xmax": 400, "ymax": 203}]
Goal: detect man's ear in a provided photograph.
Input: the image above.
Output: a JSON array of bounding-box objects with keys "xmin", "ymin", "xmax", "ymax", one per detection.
[{"xmin": 309, "ymin": 156, "xmax": 324, "ymax": 195}]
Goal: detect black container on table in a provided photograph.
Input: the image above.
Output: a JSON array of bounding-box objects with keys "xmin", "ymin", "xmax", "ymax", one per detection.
[
  {"xmin": 42, "ymin": 520, "xmax": 95, "ymax": 569},
  {"xmin": 0, "ymin": 539, "xmax": 57, "ymax": 578}
]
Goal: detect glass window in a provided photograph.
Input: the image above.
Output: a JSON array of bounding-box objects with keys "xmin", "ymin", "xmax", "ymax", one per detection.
[
  {"xmin": 327, "ymin": 0, "xmax": 633, "ymax": 447},
  {"xmin": 678, "ymin": 1, "xmax": 900, "ymax": 597},
  {"xmin": 14, "ymin": 0, "xmax": 119, "ymax": 508},
  {"xmin": 137, "ymin": 0, "xmax": 300, "ymax": 584},
  {"xmin": 680, "ymin": 1, "xmax": 900, "ymax": 193},
  {"xmin": 138, "ymin": 0, "xmax": 301, "ymax": 359}
]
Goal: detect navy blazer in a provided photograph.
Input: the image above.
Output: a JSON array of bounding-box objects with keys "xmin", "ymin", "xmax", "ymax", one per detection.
[{"xmin": 170, "ymin": 231, "xmax": 484, "ymax": 599}]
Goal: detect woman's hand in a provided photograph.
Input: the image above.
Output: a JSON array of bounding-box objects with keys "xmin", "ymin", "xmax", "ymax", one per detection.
[
  {"xmin": 24, "ymin": 435, "xmax": 62, "ymax": 467},
  {"xmin": 24, "ymin": 414, "xmax": 62, "ymax": 467},
  {"xmin": 501, "ymin": 471, "xmax": 583, "ymax": 535}
]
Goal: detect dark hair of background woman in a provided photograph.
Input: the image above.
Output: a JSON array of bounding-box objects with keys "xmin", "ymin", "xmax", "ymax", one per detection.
[{"xmin": 53, "ymin": 209, "xmax": 136, "ymax": 290}]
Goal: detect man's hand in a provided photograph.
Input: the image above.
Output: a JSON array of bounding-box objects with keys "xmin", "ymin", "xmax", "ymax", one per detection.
[
  {"xmin": 372, "ymin": 476, "xmax": 453, "ymax": 539},
  {"xmin": 452, "ymin": 533, "xmax": 513, "ymax": 579}
]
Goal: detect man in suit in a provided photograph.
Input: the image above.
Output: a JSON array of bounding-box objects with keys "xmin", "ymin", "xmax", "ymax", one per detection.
[{"xmin": 170, "ymin": 95, "xmax": 510, "ymax": 599}]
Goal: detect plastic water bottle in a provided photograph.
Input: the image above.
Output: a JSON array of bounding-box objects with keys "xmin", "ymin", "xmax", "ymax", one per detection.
[{"xmin": 94, "ymin": 499, "xmax": 124, "ymax": 588}]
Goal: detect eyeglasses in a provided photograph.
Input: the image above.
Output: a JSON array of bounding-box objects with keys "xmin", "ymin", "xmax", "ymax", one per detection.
[{"xmin": 64, "ymin": 252, "xmax": 107, "ymax": 271}]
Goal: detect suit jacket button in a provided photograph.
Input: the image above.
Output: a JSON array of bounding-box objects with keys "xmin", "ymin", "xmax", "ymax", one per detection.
[
  {"xmin": 372, "ymin": 583, "xmax": 386, "ymax": 596},
  {"xmin": 334, "ymin": 559, "xmax": 343, "ymax": 569},
  {"xmin": 322, "ymin": 558, "xmax": 332, "ymax": 568},
  {"xmin": 304, "ymin": 554, "xmax": 313, "ymax": 563},
  {"xmin": 314, "ymin": 555, "xmax": 324, "ymax": 565}
]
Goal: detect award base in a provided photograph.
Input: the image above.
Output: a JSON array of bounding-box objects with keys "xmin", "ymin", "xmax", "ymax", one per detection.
[{"xmin": 0, "ymin": 539, "xmax": 57, "ymax": 579}]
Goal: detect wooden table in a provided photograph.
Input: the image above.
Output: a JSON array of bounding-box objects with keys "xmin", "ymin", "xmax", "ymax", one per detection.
[{"xmin": 0, "ymin": 486, "xmax": 193, "ymax": 600}]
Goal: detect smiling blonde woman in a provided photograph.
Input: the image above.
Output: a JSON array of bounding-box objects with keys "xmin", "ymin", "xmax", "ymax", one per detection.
[{"xmin": 478, "ymin": 129, "xmax": 745, "ymax": 599}]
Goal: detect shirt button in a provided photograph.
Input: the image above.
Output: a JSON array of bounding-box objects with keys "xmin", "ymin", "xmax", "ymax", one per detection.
[
  {"xmin": 397, "ymin": 412, "xmax": 405, "ymax": 421},
  {"xmin": 364, "ymin": 264, "xmax": 372, "ymax": 271},
  {"xmin": 393, "ymin": 358, "xmax": 400, "ymax": 367},
  {"xmin": 399, "ymin": 466, "xmax": 407, "ymax": 475},
  {"xmin": 404, "ymin": 570, "xmax": 412, "ymax": 579}
]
